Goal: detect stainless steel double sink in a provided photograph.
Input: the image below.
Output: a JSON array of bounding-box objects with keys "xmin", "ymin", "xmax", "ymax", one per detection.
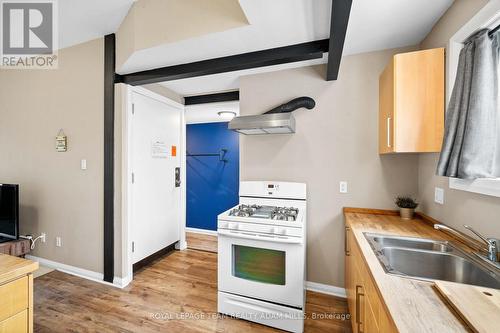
[{"xmin": 364, "ymin": 233, "xmax": 500, "ymax": 289}]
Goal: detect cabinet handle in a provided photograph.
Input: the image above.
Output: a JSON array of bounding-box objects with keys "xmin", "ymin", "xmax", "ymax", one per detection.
[
  {"xmin": 356, "ymin": 285, "xmax": 365, "ymax": 333},
  {"xmin": 387, "ymin": 116, "xmax": 392, "ymax": 148},
  {"xmin": 345, "ymin": 227, "xmax": 350, "ymax": 256}
]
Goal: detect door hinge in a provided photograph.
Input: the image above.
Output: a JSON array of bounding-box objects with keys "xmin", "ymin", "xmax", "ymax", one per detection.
[
  {"xmin": 132, "ymin": 241, "xmax": 135, "ymax": 253},
  {"xmin": 131, "ymin": 172, "xmax": 135, "ymax": 184},
  {"xmin": 131, "ymin": 103, "xmax": 135, "ymax": 115}
]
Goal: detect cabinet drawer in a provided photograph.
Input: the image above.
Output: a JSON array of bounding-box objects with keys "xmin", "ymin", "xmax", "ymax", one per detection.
[
  {"xmin": 0, "ymin": 277, "xmax": 28, "ymax": 322},
  {"xmin": 0, "ymin": 309, "xmax": 27, "ymax": 333}
]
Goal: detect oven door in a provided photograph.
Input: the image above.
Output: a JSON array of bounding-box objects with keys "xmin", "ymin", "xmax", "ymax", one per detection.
[{"xmin": 218, "ymin": 230, "xmax": 305, "ymax": 308}]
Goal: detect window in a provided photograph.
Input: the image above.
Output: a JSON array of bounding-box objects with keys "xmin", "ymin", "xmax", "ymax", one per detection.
[{"xmin": 446, "ymin": 2, "xmax": 500, "ymax": 197}]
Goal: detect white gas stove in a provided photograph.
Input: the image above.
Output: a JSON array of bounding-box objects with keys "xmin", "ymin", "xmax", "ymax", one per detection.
[{"xmin": 217, "ymin": 181, "xmax": 306, "ymax": 333}]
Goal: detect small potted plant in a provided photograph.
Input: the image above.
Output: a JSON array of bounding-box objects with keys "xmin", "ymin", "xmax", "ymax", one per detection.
[{"xmin": 395, "ymin": 196, "xmax": 418, "ymax": 220}]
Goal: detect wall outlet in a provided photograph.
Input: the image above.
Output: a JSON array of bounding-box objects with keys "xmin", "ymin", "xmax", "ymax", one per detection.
[
  {"xmin": 339, "ymin": 181, "xmax": 348, "ymax": 194},
  {"xmin": 434, "ymin": 187, "xmax": 444, "ymax": 205},
  {"xmin": 56, "ymin": 236, "xmax": 62, "ymax": 247},
  {"xmin": 41, "ymin": 233, "xmax": 46, "ymax": 243}
]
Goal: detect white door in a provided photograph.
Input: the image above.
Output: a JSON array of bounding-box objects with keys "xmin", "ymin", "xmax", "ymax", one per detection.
[{"xmin": 130, "ymin": 91, "xmax": 182, "ymax": 264}]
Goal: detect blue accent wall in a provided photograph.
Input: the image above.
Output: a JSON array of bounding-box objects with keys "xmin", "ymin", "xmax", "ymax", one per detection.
[{"xmin": 187, "ymin": 122, "xmax": 239, "ymax": 231}]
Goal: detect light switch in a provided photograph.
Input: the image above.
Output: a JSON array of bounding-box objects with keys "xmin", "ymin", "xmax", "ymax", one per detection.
[
  {"xmin": 340, "ymin": 181, "xmax": 348, "ymax": 194},
  {"xmin": 435, "ymin": 187, "xmax": 444, "ymax": 205},
  {"xmin": 81, "ymin": 159, "xmax": 87, "ymax": 170}
]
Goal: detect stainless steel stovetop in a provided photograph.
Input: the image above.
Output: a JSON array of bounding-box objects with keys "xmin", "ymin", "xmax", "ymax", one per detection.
[{"xmin": 229, "ymin": 204, "xmax": 299, "ymax": 221}]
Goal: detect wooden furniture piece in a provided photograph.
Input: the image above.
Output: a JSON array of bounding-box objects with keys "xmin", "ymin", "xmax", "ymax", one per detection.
[
  {"xmin": 344, "ymin": 207, "xmax": 471, "ymax": 332},
  {"xmin": 345, "ymin": 225, "xmax": 397, "ymax": 333},
  {"xmin": 0, "ymin": 239, "xmax": 31, "ymax": 257},
  {"xmin": 435, "ymin": 281, "xmax": 500, "ymax": 333},
  {"xmin": 0, "ymin": 254, "xmax": 38, "ymax": 333},
  {"xmin": 379, "ymin": 48, "xmax": 445, "ymax": 154}
]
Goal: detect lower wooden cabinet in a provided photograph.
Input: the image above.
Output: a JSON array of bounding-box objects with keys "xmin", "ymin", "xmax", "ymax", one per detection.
[
  {"xmin": 345, "ymin": 226, "xmax": 397, "ymax": 333},
  {"xmin": 0, "ymin": 310, "xmax": 28, "ymax": 333},
  {"xmin": 0, "ymin": 255, "xmax": 37, "ymax": 333},
  {"xmin": 0, "ymin": 274, "xmax": 33, "ymax": 333}
]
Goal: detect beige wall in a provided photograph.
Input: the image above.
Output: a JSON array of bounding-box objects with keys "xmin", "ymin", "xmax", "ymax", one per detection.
[
  {"xmin": 417, "ymin": 0, "xmax": 500, "ymax": 239},
  {"xmin": 0, "ymin": 35, "xmax": 185, "ymax": 280},
  {"xmin": 239, "ymin": 47, "xmax": 419, "ymax": 287},
  {"xmin": 142, "ymin": 84, "xmax": 185, "ymax": 105},
  {"xmin": 0, "ymin": 38, "xmax": 122, "ymax": 277}
]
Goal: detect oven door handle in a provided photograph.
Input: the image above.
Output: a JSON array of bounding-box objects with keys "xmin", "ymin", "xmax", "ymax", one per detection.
[{"xmin": 218, "ymin": 230, "xmax": 303, "ymax": 244}]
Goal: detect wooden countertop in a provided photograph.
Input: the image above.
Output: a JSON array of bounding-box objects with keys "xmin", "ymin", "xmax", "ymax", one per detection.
[
  {"xmin": 344, "ymin": 208, "xmax": 472, "ymax": 333},
  {"xmin": 0, "ymin": 253, "xmax": 38, "ymax": 285}
]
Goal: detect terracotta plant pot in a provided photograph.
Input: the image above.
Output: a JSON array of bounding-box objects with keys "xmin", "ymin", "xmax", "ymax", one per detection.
[{"xmin": 399, "ymin": 208, "xmax": 415, "ymax": 220}]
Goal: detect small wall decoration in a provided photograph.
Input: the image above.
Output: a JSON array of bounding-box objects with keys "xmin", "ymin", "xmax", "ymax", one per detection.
[{"xmin": 56, "ymin": 129, "xmax": 67, "ymax": 152}]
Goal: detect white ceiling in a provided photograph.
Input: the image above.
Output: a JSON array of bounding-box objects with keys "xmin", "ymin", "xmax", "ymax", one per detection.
[
  {"xmin": 58, "ymin": 0, "xmax": 133, "ymax": 49},
  {"xmin": 56, "ymin": 0, "xmax": 453, "ymax": 96},
  {"xmin": 155, "ymin": 0, "xmax": 454, "ymax": 96},
  {"xmin": 185, "ymin": 101, "xmax": 240, "ymax": 124}
]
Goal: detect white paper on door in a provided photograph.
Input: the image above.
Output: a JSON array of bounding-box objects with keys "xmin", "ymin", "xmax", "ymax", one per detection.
[{"xmin": 151, "ymin": 140, "xmax": 168, "ymax": 158}]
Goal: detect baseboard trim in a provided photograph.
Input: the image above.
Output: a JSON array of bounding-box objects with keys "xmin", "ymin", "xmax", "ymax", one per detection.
[
  {"xmin": 133, "ymin": 243, "xmax": 176, "ymax": 273},
  {"xmin": 186, "ymin": 227, "xmax": 218, "ymax": 236},
  {"xmin": 26, "ymin": 255, "xmax": 129, "ymax": 289},
  {"xmin": 306, "ymin": 281, "xmax": 346, "ymax": 298}
]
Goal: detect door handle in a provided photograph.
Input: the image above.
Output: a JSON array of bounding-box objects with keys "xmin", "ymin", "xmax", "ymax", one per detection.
[
  {"xmin": 175, "ymin": 167, "xmax": 181, "ymax": 187},
  {"xmin": 345, "ymin": 227, "xmax": 350, "ymax": 256},
  {"xmin": 387, "ymin": 116, "xmax": 392, "ymax": 148},
  {"xmin": 218, "ymin": 230, "xmax": 303, "ymax": 244},
  {"xmin": 356, "ymin": 285, "xmax": 365, "ymax": 333}
]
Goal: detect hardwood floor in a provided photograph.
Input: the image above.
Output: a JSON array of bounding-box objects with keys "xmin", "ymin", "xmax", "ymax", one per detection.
[
  {"xmin": 186, "ymin": 232, "xmax": 218, "ymax": 253},
  {"xmin": 34, "ymin": 249, "xmax": 351, "ymax": 333}
]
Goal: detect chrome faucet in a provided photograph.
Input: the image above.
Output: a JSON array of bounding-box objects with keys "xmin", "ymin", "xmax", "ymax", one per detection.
[{"xmin": 434, "ymin": 224, "xmax": 499, "ymax": 263}]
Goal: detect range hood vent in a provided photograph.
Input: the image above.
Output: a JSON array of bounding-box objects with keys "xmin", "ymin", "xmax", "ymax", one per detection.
[
  {"xmin": 229, "ymin": 113, "xmax": 296, "ymax": 135},
  {"xmin": 228, "ymin": 97, "xmax": 314, "ymax": 135}
]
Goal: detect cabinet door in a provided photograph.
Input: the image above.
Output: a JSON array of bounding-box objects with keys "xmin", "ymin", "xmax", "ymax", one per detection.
[
  {"xmin": 355, "ymin": 273, "xmax": 380, "ymax": 333},
  {"xmin": 394, "ymin": 48, "xmax": 444, "ymax": 152},
  {"xmin": 0, "ymin": 277, "xmax": 28, "ymax": 322},
  {"xmin": 345, "ymin": 227, "xmax": 357, "ymax": 332},
  {"xmin": 379, "ymin": 59, "xmax": 395, "ymax": 154},
  {"xmin": 0, "ymin": 310, "xmax": 27, "ymax": 333}
]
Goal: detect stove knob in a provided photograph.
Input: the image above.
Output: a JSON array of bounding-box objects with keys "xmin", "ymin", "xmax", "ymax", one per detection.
[
  {"xmin": 219, "ymin": 222, "xmax": 228, "ymax": 229},
  {"xmin": 280, "ymin": 229, "xmax": 288, "ymax": 236},
  {"xmin": 229, "ymin": 223, "xmax": 239, "ymax": 230}
]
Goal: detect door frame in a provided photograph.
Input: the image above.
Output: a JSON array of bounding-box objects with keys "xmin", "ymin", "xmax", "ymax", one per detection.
[{"xmin": 120, "ymin": 84, "xmax": 187, "ymax": 287}]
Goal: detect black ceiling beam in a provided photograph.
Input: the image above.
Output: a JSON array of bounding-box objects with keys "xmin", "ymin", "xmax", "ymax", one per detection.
[
  {"xmin": 184, "ymin": 91, "xmax": 239, "ymax": 105},
  {"xmin": 326, "ymin": 0, "xmax": 352, "ymax": 81},
  {"xmin": 120, "ymin": 39, "xmax": 329, "ymax": 86}
]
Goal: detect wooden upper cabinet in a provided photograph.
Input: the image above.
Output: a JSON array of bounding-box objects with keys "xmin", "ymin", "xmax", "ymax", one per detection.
[{"xmin": 379, "ymin": 48, "xmax": 445, "ymax": 154}]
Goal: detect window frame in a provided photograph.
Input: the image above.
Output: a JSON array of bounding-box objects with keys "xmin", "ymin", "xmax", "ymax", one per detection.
[{"xmin": 446, "ymin": 1, "xmax": 500, "ymax": 197}]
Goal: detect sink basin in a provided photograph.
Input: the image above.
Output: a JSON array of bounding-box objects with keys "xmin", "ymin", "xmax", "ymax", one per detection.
[
  {"xmin": 368, "ymin": 234, "xmax": 452, "ymax": 252},
  {"xmin": 381, "ymin": 247, "xmax": 500, "ymax": 289},
  {"xmin": 364, "ymin": 233, "xmax": 500, "ymax": 289}
]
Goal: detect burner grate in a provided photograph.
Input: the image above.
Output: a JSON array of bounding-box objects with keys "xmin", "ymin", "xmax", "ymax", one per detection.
[{"xmin": 229, "ymin": 205, "xmax": 299, "ymax": 222}]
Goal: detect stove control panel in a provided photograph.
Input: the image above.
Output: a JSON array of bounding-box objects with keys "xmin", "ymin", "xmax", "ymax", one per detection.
[
  {"xmin": 266, "ymin": 183, "xmax": 280, "ymax": 195},
  {"xmin": 217, "ymin": 220, "xmax": 302, "ymax": 237}
]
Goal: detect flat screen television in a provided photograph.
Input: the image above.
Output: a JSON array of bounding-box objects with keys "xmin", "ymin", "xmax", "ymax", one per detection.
[{"xmin": 0, "ymin": 184, "xmax": 19, "ymax": 243}]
